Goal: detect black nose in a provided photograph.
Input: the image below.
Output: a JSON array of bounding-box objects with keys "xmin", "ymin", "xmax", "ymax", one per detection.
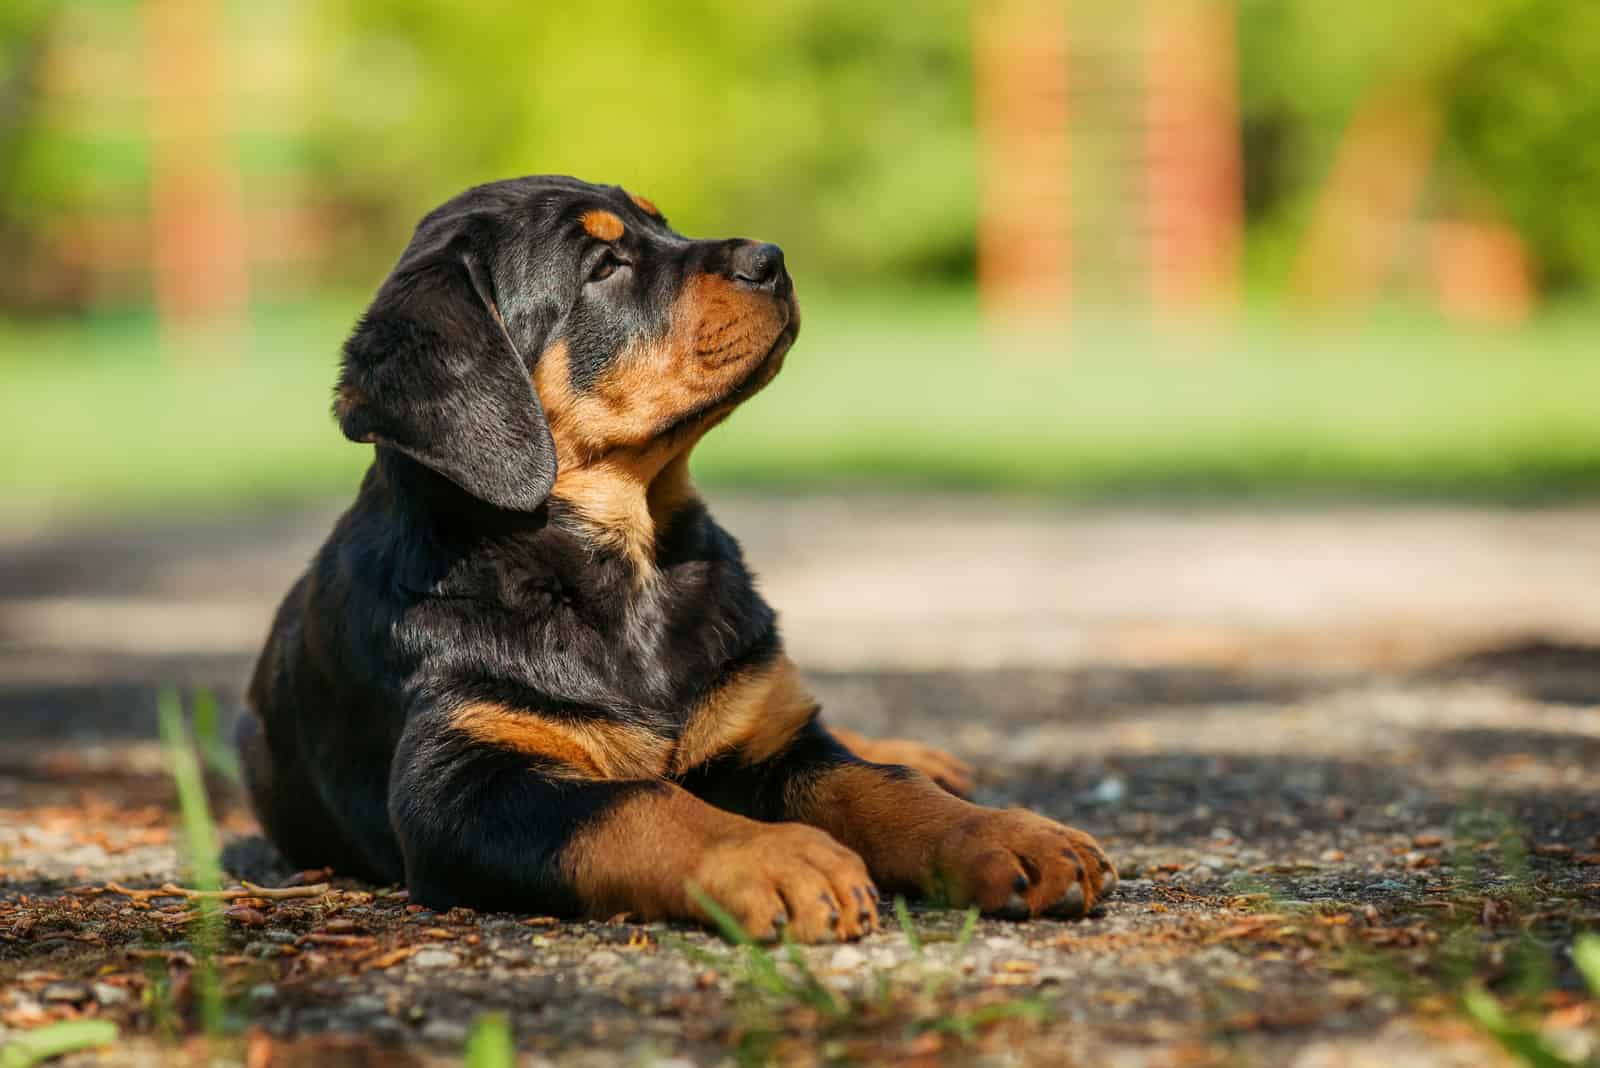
[{"xmin": 729, "ymin": 242, "xmax": 786, "ymax": 291}]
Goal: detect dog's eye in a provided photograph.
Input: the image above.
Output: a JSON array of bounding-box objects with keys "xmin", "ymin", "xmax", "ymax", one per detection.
[{"xmin": 588, "ymin": 250, "xmax": 627, "ymax": 284}]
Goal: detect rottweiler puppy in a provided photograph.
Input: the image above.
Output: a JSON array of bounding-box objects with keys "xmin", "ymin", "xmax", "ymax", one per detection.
[{"xmin": 239, "ymin": 176, "xmax": 1116, "ymax": 942}]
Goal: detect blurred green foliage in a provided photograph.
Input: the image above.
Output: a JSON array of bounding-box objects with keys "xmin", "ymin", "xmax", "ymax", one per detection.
[
  {"xmin": 3, "ymin": 1, "xmax": 1599, "ymax": 305},
  {"xmin": 1239, "ymin": 0, "xmax": 1600, "ymax": 293},
  {"xmin": 307, "ymin": 0, "xmax": 976, "ymax": 285}
]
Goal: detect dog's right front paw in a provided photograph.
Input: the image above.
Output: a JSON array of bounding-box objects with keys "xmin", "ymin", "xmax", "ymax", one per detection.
[{"xmin": 689, "ymin": 823, "xmax": 880, "ymax": 943}]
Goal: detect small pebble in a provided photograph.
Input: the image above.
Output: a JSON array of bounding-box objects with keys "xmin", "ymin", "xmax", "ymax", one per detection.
[
  {"xmin": 829, "ymin": 946, "xmax": 867, "ymax": 971},
  {"xmin": 40, "ymin": 982, "xmax": 91, "ymax": 1005},
  {"xmin": 1086, "ymin": 776, "xmax": 1127, "ymax": 805},
  {"xmin": 419, "ymin": 1019, "xmax": 469, "ymax": 1044},
  {"xmin": 412, "ymin": 949, "xmax": 461, "ymax": 969}
]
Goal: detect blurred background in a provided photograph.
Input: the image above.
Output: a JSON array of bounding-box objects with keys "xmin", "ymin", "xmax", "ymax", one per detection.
[
  {"xmin": 2, "ymin": 0, "xmax": 1596, "ymax": 516},
  {"xmin": 6, "ymin": 12, "xmax": 1600, "ymax": 1056}
]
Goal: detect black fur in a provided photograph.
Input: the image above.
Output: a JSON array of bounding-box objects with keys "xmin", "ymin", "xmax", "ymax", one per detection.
[{"xmin": 240, "ymin": 176, "xmax": 868, "ymax": 912}]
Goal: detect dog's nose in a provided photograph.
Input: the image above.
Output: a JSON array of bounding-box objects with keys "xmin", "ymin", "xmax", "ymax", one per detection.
[{"xmin": 730, "ymin": 242, "xmax": 786, "ymax": 291}]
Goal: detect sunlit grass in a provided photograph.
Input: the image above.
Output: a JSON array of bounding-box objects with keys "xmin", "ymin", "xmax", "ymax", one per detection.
[
  {"xmin": 3, "ymin": 292, "xmax": 1598, "ymax": 518},
  {"xmin": 157, "ymin": 688, "xmax": 226, "ymax": 1038},
  {"xmin": 463, "ymin": 1013, "xmax": 515, "ymax": 1068},
  {"xmin": 0, "ymin": 1020, "xmax": 119, "ymax": 1068}
]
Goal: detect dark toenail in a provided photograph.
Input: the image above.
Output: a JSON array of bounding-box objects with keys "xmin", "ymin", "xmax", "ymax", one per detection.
[
  {"xmin": 997, "ymin": 892, "xmax": 1029, "ymax": 920},
  {"xmin": 1051, "ymin": 884, "xmax": 1085, "ymax": 917},
  {"xmin": 1098, "ymin": 857, "xmax": 1112, "ymax": 872},
  {"xmin": 1012, "ymin": 874, "xmax": 1029, "ymax": 893}
]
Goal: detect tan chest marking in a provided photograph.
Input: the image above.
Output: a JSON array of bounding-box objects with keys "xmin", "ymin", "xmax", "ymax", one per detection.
[
  {"xmin": 448, "ymin": 702, "xmax": 672, "ymax": 780},
  {"xmin": 670, "ymin": 655, "xmax": 819, "ymax": 775}
]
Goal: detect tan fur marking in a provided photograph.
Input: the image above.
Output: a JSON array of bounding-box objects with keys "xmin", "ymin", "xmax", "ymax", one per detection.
[
  {"xmin": 561, "ymin": 785, "xmax": 744, "ymax": 920},
  {"xmin": 580, "ymin": 210, "xmax": 625, "ymax": 242},
  {"xmin": 827, "ymin": 725, "xmax": 975, "ymax": 796},
  {"xmin": 671, "ymin": 655, "xmax": 819, "ymax": 774},
  {"xmin": 530, "ymin": 268, "xmax": 791, "ymax": 577},
  {"xmin": 788, "ymin": 764, "xmax": 967, "ymax": 889},
  {"xmin": 533, "ymin": 341, "xmax": 708, "ymax": 578},
  {"xmin": 448, "ymin": 702, "xmax": 670, "ymax": 780},
  {"xmin": 562, "ymin": 785, "xmax": 877, "ymax": 942},
  {"xmin": 629, "ymin": 193, "xmax": 660, "ymax": 217}
]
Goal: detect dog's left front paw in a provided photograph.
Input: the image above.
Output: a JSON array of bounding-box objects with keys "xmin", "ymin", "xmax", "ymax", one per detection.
[{"xmin": 928, "ymin": 808, "xmax": 1116, "ymax": 919}]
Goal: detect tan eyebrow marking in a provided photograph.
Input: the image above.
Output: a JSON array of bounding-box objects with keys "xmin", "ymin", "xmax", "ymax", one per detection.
[
  {"xmin": 581, "ymin": 209, "xmax": 625, "ymax": 242},
  {"xmin": 629, "ymin": 193, "xmax": 660, "ymax": 218}
]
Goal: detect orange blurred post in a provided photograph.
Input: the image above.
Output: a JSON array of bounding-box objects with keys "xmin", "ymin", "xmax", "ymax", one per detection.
[
  {"xmin": 1291, "ymin": 86, "xmax": 1436, "ymax": 314},
  {"xmin": 145, "ymin": 0, "xmax": 249, "ymax": 353},
  {"xmin": 1145, "ymin": 0, "xmax": 1243, "ymax": 316},
  {"xmin": 973, "ymin": 0, "xmax": 1072, "ymax": 332},
  {"xmin": 1430, "ymin": 218, "xmax": 1535, "ymax": 325}
]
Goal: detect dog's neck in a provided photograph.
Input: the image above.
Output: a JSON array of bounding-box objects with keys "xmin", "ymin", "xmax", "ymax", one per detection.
[{"xmin": 547, "ymin": 440, "xmax": 701, "ymax": 581}]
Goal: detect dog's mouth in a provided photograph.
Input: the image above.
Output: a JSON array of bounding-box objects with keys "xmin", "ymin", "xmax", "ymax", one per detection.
[
  {"xmin": 657, "ymin": 312, "xmax": 798, "ymax": 441},
  {"xmin": 719, "ymin": 307, "xmax": 798, "ymax": 405}
]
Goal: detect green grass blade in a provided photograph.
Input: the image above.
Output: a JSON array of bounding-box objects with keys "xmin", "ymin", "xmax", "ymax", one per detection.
[
  {"xmin": 919, "ymin": 998, "xmax": 1049, "ymax": 1041},
  {"xmin": 1460, "ymin": 985, "xmax": 1578, "ymax": 1068},
  {"xmin": 157, "ymin": 688, "xmax": 226, "ymax": 1037},
  {"xmin": 780, "ymin": 942, "xmax": 847, "ymax": 1019},
  {"xmin": 464, "ymin": 1012, "xmax": 515, "ymax": 1068},
  {"xmin": 158, "ymin": 689, "xmax": 223, "ymax": 891},
  {"xmin": 1574, "ymin": 935, "xmax": 1600, "ymax": 998},
  {"xmin": 685, "ymin": 884, "xmax": 790, "ymax": 996},
  {"xmin": 0, "ymin": 1020, "xmax": 119, "ymax": 1068},
  {"xmin": 686, "ymin": 883, "xmax": 758, "ymax": 947},
  {"xmin": 953, "ymin": 906, "xmax": 979, "ymax": 951},
  {"xmin": 893, "ymin": 896, "xmax": 922, "ymax": 955},
  {"xmin": 191, "ymin": 688, "xmax": 242, "ymax": 785}
]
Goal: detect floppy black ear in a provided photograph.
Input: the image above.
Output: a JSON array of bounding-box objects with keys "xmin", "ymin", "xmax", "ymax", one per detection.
[{"xmin": 335, "ymin": 231, "xmax": 557, "ymax": 512}]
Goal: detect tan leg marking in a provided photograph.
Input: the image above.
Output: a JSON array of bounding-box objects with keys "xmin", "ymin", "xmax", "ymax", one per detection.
[
  {"xmin": 562, "ymin": 785, "xmax": 879, "ymax": 942},
  {"xmin": 828, "ymin": 724, "xmax": 975, "ymax": 796}
]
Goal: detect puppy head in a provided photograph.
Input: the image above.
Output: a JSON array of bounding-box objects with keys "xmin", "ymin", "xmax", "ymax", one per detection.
[{"xmin": 335, "ymin": 176, "xmax": 799, "ymax": 514}]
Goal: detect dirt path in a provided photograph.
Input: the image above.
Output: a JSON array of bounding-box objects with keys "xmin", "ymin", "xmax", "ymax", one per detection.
[{"xmin": 2, "ymin": 499, "xmax": 1598, "ymax": 1066}]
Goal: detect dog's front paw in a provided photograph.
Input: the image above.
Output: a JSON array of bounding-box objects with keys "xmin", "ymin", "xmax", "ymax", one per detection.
[
  {"xmin": 928, "ymin": 808, "xmax": 1116, "ymax": 919},
  {"xmin": 689, "ymin": 823, "xmax": 880, "ymax": 943}
]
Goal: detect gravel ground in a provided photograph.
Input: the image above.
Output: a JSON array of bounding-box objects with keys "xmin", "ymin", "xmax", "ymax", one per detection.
[{"xmin": 3, "ymin": 499, "xmax": 1599, "ymax": 1066}]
